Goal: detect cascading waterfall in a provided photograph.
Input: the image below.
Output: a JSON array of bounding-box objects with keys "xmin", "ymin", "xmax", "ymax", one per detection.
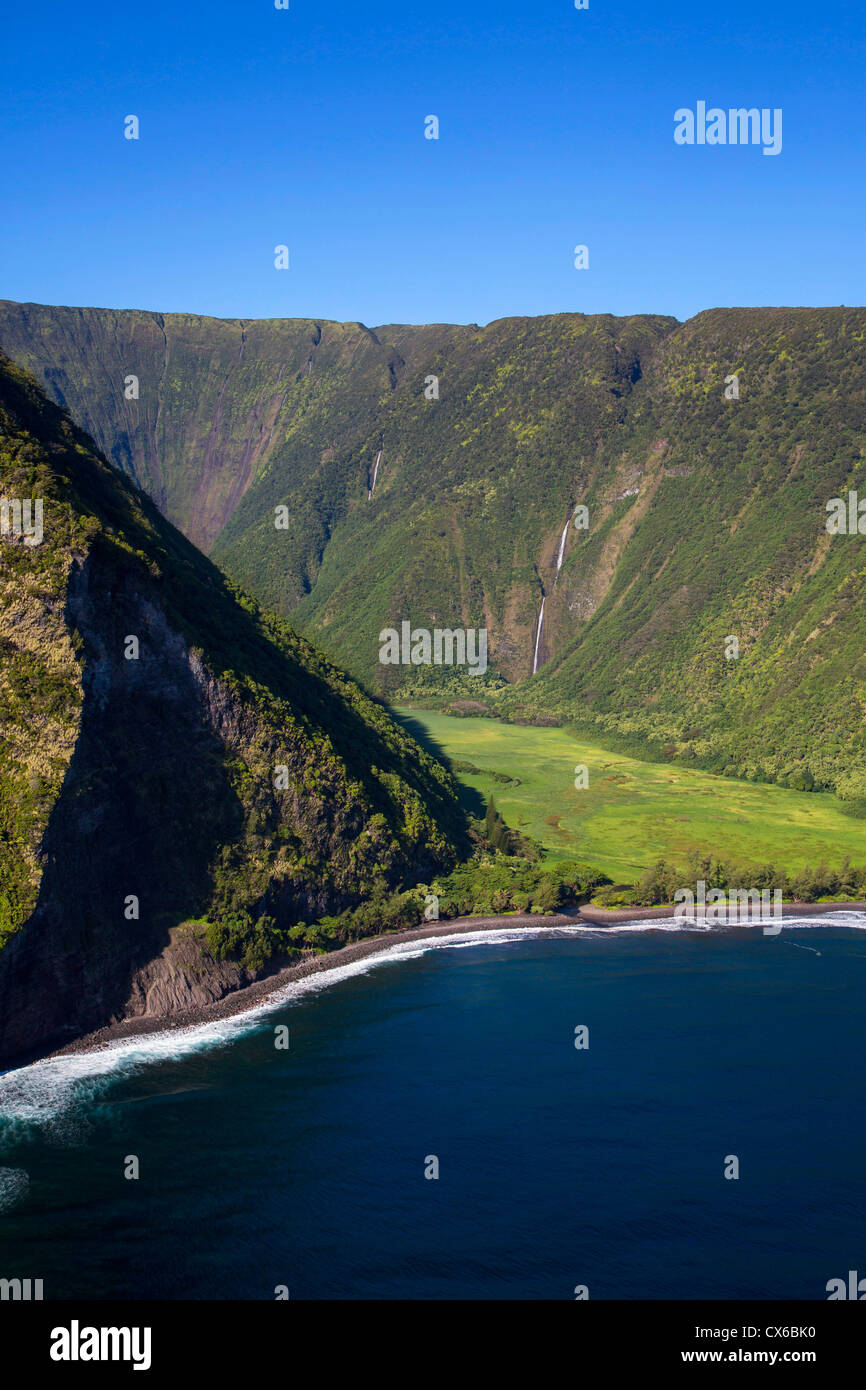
[
  {"xmin": 531, "ymin": 595, "xmax": 546, "ymax": 675},
  {"xmin": 367, "ymin": 447, "xmax": 384, "ymax": 499},
  {"xmin": 555, "ymin": 516, "xmax": 571, "ymax": 573},
  {"xmin": 532, "ymin": 509, "xmax": 573, "ymax": 674}
]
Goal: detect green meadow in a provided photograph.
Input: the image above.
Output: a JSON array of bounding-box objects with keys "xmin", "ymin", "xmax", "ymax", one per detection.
[{"xmin": 395, "ymin": 708, "xmax": 866, "ymax": 881}]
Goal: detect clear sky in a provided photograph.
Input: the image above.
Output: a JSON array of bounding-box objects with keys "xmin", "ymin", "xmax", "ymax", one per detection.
[{"xmin": 1, "ymin": 0, "xmax": 862, "ymax": 326}]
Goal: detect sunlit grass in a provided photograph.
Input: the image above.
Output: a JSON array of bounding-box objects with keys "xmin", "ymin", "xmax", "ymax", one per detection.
[{"xmin": 396, "ymin": 708, "xmax": 866, "ymax": 880}]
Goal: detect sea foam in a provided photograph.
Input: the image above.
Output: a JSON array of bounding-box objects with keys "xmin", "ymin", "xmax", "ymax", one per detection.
[{"xmin": 1, "ymin": 913, "xmax": 864, "ymax": 1132}]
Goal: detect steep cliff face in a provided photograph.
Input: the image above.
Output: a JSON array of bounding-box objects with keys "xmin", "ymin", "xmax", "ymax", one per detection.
[
  {"xmin": 0, "ymin": 301, "xmax": 462, "ymax": 556},
  {"xmin": 282, "ymin": 311, "xmax": 674, "ymax": 689},
  {"xmin": 0, "ymin": 353, "xmax": 467, "ymax": 1065},
  {"xmin": 0, "ymin": 300, "xmax": 671, "ymax": 642},
  {"xmin": 3, "ymin": 301, "xmax": 866, "ymax": 799},
  {"xmin": 497, "ymin": 307, "xmax": 866, "ymax": 796}
]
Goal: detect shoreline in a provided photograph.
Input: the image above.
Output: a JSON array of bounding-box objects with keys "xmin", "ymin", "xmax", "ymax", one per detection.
[
  {"xmin": 43, "ymin": 899, "xmax": 866, "ymax": 1063},
  {"xmin": 577, "ymin": 899, "xmax": 866, "ymax": 923},
  {"xmin": 45, "ymin": 909, "xmax": 583, "ymax": 1061}
]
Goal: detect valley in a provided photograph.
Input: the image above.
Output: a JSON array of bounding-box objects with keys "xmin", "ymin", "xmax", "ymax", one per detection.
[
  {"xmin": 3, "ymin": 301, "xmax": 866, "ymax": 1059},
  {"xmin": 2, "ymin": 300, "xmax": 864, "ymax": 805},
  {"xmin": 396, "ymin": 708, "xmax": 866, "ymax": 880}
]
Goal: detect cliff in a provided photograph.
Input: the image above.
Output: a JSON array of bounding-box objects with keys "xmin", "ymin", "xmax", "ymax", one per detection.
[{"xmin": 0, "ymin": 352, "xmax": 467, "ymax": 1065}]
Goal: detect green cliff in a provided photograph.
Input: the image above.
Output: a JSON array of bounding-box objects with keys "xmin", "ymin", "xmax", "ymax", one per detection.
[
  {"xmin": 0, "ymin": 350, "xmax": 467, "ymax": 1063},
  {"xmin": 2, "ymin": 300, "xmax": 865, "ymax": 801}
]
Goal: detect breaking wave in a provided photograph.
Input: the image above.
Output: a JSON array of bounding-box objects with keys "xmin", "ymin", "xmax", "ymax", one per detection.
[{"xmin": 1, "ymin": 913, "xmax": 863, "ymax": 1136}]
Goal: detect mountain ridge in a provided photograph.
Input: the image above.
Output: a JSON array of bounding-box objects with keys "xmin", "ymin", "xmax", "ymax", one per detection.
[
  {"xmin": 2, "ymin": 299, "xmax": 865, "ymax": 803},
  {"xmin": 0, "ymin": 348, "xmax": 467, "ymax": 1064}
]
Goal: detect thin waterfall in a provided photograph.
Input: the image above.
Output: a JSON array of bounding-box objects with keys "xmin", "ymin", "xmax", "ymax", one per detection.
[
  {"xmin": 367, "ymin": 448, "xmax": 383, "ymax": 500},
  {"xmin": 531, "ymin": 595, "xmax": 546, "ymax": 675},
  {"xmin": 555, "ymin": 516, "xmax": 570, "ymax": 573},
  {"xmin": 534, "ymin": 509, "xmax": 572, "ymax": 673}
]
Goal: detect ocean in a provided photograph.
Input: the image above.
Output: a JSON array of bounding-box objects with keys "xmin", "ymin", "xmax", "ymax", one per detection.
[{"xmin": 0, "ymin": 916, "xmax": 864, "ymax": 1300}]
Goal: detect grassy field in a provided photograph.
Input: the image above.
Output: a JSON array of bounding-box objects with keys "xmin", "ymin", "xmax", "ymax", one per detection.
[{"xmin": 395, "ymin": 708, "xmax": 866, "ymax": 881}]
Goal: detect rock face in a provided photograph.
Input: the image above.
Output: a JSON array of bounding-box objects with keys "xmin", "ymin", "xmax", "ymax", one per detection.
[
  {"xmin": 0, "ymin": 299, "xmax": 673, "ymax": 665},
  {"xmin": 0, "ymin": 302, "xmax": 454, "ymax": 556},
  {"xmin": 0, "ymin": 353, "xmax": 467, "ymax": 1066},
  {"xmin": 4, "ymin": 301, "xmax": 866, "ymax": 797},
  {"xmin": 123, "ymin": 926, "xmax": 261, "ymax": 1020}
]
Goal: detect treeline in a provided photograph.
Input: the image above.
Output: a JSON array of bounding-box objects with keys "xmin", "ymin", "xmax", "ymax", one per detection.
[
  {"xmin": 307, "ymin": 856, "xmax": 606, "ymax": 946},
  {"xmin": 203, "ymin": 796, "xmax": 608, "ymax": 968},
  {"xmin": 593, "ymin": 854, "xmax": 866, "ymax": 908},
  {"xmin": 482, "ymin": 794, "xmax": 532, "ymax": 855},
  {"xmin": 201, "ymin": 846, "xmax": 866, "ymax": 971},
  {"xmin": 205, "ymin": 856, "xmax": 608, "ymax": 968}
]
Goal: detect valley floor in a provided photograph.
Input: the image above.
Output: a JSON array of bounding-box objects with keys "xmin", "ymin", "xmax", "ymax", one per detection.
[{"xmin": 394, "ymin": 708, "xmax": 866, "ymax": 879}]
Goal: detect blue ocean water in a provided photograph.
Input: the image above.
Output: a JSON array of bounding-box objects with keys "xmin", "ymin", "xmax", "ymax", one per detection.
[{"xmin": 0, "ymin": 917, "xmax": 864, "ymax": 1301}]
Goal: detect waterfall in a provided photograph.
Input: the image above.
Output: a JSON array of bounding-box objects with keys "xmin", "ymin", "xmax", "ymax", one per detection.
[
  {"xmin": 531, "ymin": 595, "xmax": 546, "ymax": 675},
  {"xmin": 555, "ymin": 516, "xmax": 570, "ymax": 573},
  {"xmin": 533, "ymin": 509, "xmax": 573, "ymax": 673},
  {"xmin": 367, "ymin": 448, "xmax": 383, "ymax": 500}
]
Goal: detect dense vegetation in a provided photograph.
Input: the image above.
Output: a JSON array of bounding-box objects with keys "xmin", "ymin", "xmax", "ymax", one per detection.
[
  {"xmin": 0, "ymin": 351, "xmax": 469, "ymax": 977},
  {"xmin": 497, "ymin": 308, "xmax": 866, "ymax": 807},
  {"xmin": 400, "ymin": 708, "xmax": 866, "ymax": 883},
  {"xmin": 272, "ymin": 851, "xmax": 607, "ymax": 957},
  {"xmin": 594, "ymin": 854, "xmax": 866, "ymax": 909},
  {"xmin": 200, "ymin": 784, "xmax": 607, "ymax": 967},
  {"xmin": 3, "ymin": 301, "xmax": 866, "ymax": 808}
]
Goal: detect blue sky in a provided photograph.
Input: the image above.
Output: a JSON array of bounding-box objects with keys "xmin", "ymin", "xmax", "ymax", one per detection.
[{"xmin": 1, "ymin": 0, "xmax": 862, "ymax": 325}]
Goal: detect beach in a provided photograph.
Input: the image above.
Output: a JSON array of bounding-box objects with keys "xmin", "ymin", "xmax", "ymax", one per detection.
[{"xmin": 45, "ymin": 899, "xmax": 866, "ymax": 1062}]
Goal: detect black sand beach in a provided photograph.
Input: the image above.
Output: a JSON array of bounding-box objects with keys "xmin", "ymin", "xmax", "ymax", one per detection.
[{"xmin": 45, "ymin": 900, "xmax": 866, "ymax": 1062}]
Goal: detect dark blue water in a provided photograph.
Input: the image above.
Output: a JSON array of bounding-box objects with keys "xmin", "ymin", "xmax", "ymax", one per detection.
[{"xmin": 1, "ymin": 920, "xmax": 864, "ymax": 1300}]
